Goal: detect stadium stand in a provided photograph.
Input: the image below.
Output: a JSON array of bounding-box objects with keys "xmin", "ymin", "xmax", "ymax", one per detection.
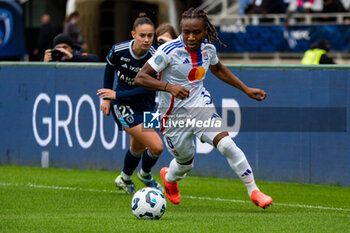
[{"xmin": 199, "ymin": 0, "xmax": 350, "ymax": 64}]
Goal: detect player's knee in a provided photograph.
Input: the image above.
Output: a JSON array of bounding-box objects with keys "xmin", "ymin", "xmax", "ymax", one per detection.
[
  {"xmin": 130, "ymin": 146, "xmax": 145, "ymax": 155},
  {"xmin": 149, "ymin": 144, "xmax": 163, "ymax": 156},
  {"xmin": 174, "ymin": 148, "xmax": 194, "ymax": 164}
]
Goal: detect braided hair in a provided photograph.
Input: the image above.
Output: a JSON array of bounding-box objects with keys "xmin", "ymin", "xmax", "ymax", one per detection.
[
  {"xmin": 133, "ymin": 12, "xmax": 154, "ymax": 30},
  {"xmin": 181, "ymin": 8, "xmax": 226, "ymax": 47}
]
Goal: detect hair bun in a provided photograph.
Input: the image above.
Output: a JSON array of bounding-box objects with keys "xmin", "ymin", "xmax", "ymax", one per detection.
[{"xmin": 139, "ymin": 12, "xmax": 147, "ymax": 18}]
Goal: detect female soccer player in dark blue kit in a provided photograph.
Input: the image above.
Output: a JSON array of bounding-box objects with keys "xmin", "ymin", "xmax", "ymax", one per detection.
[{"xmin": 97, "ymin": 13, "xmax": 163, "ymax": 194}]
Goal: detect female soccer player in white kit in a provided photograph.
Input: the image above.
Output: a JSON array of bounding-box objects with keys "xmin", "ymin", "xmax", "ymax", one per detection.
[{"xmin": 135, "ymin": 8, "xmax": 273, "ymax": 208}]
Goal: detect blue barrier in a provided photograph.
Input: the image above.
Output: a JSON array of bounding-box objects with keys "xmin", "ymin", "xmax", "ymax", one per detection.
[{"xmin": 0, "ymin": 62, "xmax": 349, "ymax": 186}]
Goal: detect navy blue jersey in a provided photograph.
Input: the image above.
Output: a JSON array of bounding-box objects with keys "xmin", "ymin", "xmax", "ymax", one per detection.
[{"xmin": 104, "ymin": 39, "xmax": 158, "ymax": 111}]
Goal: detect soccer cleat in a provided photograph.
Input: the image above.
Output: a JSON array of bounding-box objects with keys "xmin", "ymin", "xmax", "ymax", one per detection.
[
  {"xmin": 137, "ymin": 171, "xmax": 163, "ymax": 193},
  {"xmin": 114, "ymin": 175, "xmax": 135, "ymax": 194},
  {"xmin": 160, "ymin": 167, "xmax": 180, "ymax": 205},
  {"xmin": 250, "ymin": 190, "xmax": 273, "ymax": 209}
]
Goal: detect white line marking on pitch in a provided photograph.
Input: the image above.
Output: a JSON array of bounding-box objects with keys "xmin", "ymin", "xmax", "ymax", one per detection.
[
  {"xmin": 183, "ymin": 195, "xmax": 350, "ymax": 212},
  {"xmin": 0, "ymin": 182, "xmax": 349, "ymax": 212}
]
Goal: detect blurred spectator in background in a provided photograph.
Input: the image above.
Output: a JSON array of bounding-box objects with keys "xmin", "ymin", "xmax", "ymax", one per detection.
[
  {"xmin": 155, "ymin": 23, "xmax": 177, "ymax": 45},
  {"xmin": 33, "ymin": 14, "xmax": 56, "ymax": 60},
  {"xmin": 287, "ymin": 0, "xmax": 325, "ymax": 13},
  {"xmin": 245, "ymin": 0, "xmax": 282, "ymax": 23},
  {"xmin": 302, "ymin": 1, "xmax": 314, "ymax": 13},
  {"xmin": 240, "ymin": 0, "xmax": 251, "ymax": 15},
  {"xmin": 323, "ymin": 0, "xmax": 347, "ymax": 12},
  {"xmin": 63, "ymin": 11, "xmax": 87, "ymax": 50},
  {"xmin": 246, "ymin": 0, "xmax": 282, "ymax": 14},
  {"xmin": 296, "ymin": 0, "xmax": 314, "ymax": 12},
  {"xmin": 280, "ymin": 0, "xmax": 291, "ymax": 13},
  {"xmin": 301, "ymin": 39, "xmax": 335, "ymax": 64},
  {"xmin": 321, "ymin": 0, "xmax": 347, "ymax": 21},
  {"xmin": 43, "ymin": 33, "xmax": 99, "ymax": 62}
]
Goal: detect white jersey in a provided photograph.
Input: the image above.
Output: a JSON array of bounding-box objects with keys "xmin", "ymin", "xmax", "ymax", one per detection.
[{"xmin": 148, "ymin": 35, "xmax": 219, "ymax": 116}]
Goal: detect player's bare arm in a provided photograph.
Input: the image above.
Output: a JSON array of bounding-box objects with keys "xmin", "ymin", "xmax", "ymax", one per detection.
[
  {"xmin": 209, "ymin": 61, "xmax": 266, "ymax": 101},
  {"xmin": 97, "ymin": 88, "xmax": 116, "ymax": 100},
  {"xmin": 97, "ymin": 89, "xmax": 116, "ymax": 116},
  {"xmin": 136, "ymin": 62, "xmax": 190, "ymax": 100},
  {"xmin": 100, "ymin": 99, "xmax": 111, "ymax": 116}
]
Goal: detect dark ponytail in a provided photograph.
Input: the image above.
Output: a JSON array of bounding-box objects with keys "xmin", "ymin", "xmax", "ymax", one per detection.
[{"xmin": 133, "ymin": 12, "xmax": 154, "ymax": 30}]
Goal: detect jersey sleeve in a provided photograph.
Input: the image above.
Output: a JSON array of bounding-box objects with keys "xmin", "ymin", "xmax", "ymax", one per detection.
[
  {"xmin": 106, "ymin": 46, "xmax": 117, "ymax": 66},
  {"xmin": 103, "ymin": 63, "xmax": 116, "ymax": 89},
  {"xmin": 147, "ymin": 47, "xmax": 170, "ymax": 73},
  {"xmin": 209, "ymin": 44, "xmax": 219, "ymax": 65}
]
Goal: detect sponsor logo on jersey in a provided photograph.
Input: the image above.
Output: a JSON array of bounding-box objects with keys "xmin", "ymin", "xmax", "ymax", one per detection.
[
  {"xmin": 121, "ymin": 63, "xmax": 128, "ymax": 68},
  {"xmin": 183, "ymin": 58, "xmax": 190, "ymax": 64},
  {"xmin": 117, "ymin": 70, "xmax": 135, "ymax": 85},
  {"xmin": 129, "ymin": 65, "xmax": 141, "ymax": 72},
  {"xmin": 121, "ymin": 56, "xmax": 130, "ymax": 62},
  {"xmin": 188, "ymin": 66, "xmax": 205, "ymax": 81},
  {"xmin": 154, "ymin": 55, "xmax": 163, "ymax": 65}
]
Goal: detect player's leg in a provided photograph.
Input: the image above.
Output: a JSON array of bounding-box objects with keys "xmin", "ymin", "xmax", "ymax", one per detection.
[
  {"xmin": 160, "ymin": 131, "xmax": 195, "ymax": 204},
  {"xmin": 122, "ymin": 134, "xmax": 145, "ymax": 180},
  {"xmin": 124, "ymin": 123, "xmax": 163, "ymax": 191},
  {"xmin": 110, "ymin": 102, "xmax": 147, "ymax": 194},
  {"xmin": 201, "ymin": 131, "xmax": 272, "ymax": 208},
  {"xmin": 115, "ymin": 135, "xmax": 145, "ymax": 194},
  {"xmin": 111, "ymin": 102, "xmax": 163, "ymax": 192}
]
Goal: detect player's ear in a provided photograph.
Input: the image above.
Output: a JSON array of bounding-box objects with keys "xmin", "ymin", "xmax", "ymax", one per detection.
[{"xmin": 131, "ymin": 30, "xmax": 136, "ymax": 39}]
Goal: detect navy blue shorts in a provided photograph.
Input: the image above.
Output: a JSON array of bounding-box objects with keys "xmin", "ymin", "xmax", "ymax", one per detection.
[{"xmin": 111, "ymin": 101, "xmax": 143, "ymax": 130}]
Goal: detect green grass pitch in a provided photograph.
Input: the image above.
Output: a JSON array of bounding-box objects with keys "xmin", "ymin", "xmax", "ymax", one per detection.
[{"xmin": 0, "ymin": 165, "xmax": 349, "ymax": 232}]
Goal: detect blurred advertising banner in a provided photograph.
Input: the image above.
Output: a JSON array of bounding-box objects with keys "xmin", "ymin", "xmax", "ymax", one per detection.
[
  {"xmin": 216, "ymin": 24, "xmax": 350, "ymax": 52},
  {"xmin": 0, "ymin": 0, "xmax": 26, "ymax": 58},
  {"xmin": 1, "ymin": 63, "xmax": 350, "ymax": 186}
]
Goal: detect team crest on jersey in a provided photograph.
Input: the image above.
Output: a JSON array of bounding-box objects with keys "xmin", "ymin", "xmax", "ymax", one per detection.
[
  {"xmin": 126, "ymin": 115, "xmax": 134, "ymax": 124},
  {"xmin": 203, "ymin": 52, "xmax": 208, "ymax": 61},
  {"xmin": 154, "ymin": 55, "xmax": 163, "ymax": 65}
]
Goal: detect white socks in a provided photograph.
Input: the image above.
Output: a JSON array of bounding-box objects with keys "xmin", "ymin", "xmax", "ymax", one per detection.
[
  {"xmin": 121, "ymin": 171, "xmax": 132, "ymax": 181},
  {"xmin": 216, "ymin": 136, "xmax": 258, "ymax": 196},
  {"xmin": 166, "ymin": 158, "xmax": 194, "ymax": 183}
]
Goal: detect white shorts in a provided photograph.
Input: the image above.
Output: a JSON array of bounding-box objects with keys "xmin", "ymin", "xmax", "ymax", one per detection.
[{"xmin": 162, "ymin": 91, "xmax": 227, "ymax": 163}]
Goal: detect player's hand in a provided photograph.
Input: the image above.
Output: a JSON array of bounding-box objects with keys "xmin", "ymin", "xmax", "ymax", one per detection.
[
  {"xmin": 97, "ymin": 88, "xmax": 116, "ymax": 100},
  {"xmin": 100, "ymin": 99, "xmax": 111, "ymax": 116},
  {"xmin": 157, "ymin": 36, "xmax": 172, "ymax": 44},
  {"xmin": 167, "ymin": 83, "xmax": 189, "ymax": 100},
  {"xmin": 43, "ymin": 49, "xmax": 52, "ymax": 62},
  {"xmin": 245, "ymin": 87, "xmax": 266, "ymax": 101}
]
